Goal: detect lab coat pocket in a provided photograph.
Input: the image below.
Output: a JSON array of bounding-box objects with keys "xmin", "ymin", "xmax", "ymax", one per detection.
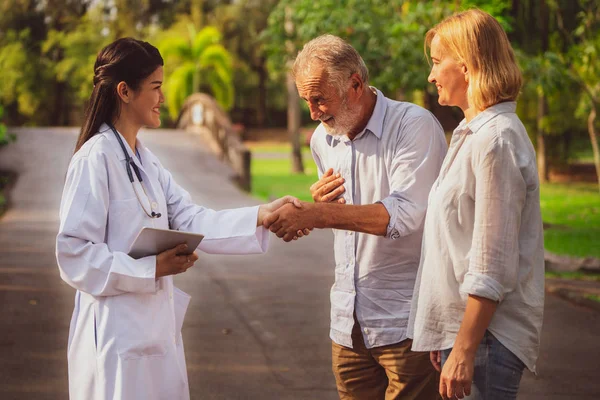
[
  {"xmin": 173, "ymin": 287, "xmax": 191, "ymax": 345},
  {"xmin": 114, "ymin": 292, "xmax": 170, "ymax": 360}
]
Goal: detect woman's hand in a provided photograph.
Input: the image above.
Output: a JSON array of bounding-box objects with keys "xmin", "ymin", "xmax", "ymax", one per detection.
[
  {"xmin": 439, "ymin": 348, "xmax": 474, "ymax": 399},
  {"xmin": 155, "ymin": 244, "xmax": 198, "ymax": 278},
  {"xmin": 257, "ymin": 195, "xmax": 311, "ymax": 240}
]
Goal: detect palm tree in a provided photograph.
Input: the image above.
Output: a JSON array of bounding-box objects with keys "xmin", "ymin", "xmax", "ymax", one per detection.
[{"xmin": 158, "ymin": 24, "xmax": 234, "ymax": 120}]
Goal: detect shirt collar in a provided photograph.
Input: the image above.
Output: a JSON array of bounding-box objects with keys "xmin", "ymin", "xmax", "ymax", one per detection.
[
  {"xmin": 360, "ymin": 87, "xmax": 386, "ymax": 139},
  {"xmin": 455, "ymin": 101, "xmax": 517, "ymax": 135},
  {"xmin": 99, "ymin": 122, "xmax": 145, "ymax": 163}
]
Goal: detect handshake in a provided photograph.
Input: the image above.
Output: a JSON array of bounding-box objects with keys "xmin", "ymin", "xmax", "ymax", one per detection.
[{"xmin": 257, "ymin": 169, "xmax": 346, "ymax": 242}]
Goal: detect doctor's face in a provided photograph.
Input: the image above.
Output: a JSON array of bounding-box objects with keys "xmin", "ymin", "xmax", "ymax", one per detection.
[{"xmin": 129, "ymin": 66, "xmax": 165, "ymax": 129}]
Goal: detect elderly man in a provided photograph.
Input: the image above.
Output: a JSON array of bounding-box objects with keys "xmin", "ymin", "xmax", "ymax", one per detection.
[{"xmin": 264, "ymin": 35, "xmax": 447, "ymax": 399}]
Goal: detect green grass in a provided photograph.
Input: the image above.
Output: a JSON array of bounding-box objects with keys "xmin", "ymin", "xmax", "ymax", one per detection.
[
  {"xmin": 541, "ymin": 182, "xmax": 600, "ymax": 258},
  {"xmin": 584, "ymin": 294, "xmax": 600, "ymax": 303},
  {"xmin": 545, "ymin": 271, "xmax": 600, "ymax": 281},
  {"xmin": 248, "ymin": 143, "xmax": 313, "ymax": 157},
  {"xmin": 251, "ymin": 156, "xmax": 318, "ymax": 202}
]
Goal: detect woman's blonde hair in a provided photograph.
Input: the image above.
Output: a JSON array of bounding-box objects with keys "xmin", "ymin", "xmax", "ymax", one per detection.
[{"xmin": 425, "ymin": 9, "xmax": 522, "ymax": 111}]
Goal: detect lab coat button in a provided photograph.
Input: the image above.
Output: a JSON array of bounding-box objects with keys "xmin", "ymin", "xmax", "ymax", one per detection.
[{"xmin": 151, "ymin": 202, "xmax": 158, "ymax": 209}]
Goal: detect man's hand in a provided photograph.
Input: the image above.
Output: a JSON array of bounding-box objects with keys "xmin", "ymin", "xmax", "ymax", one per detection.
[
  {"xmin": 310, "ymin": 168, "xmax": 346, "ymax": 203},
  {"xmin": 258, "ymin": 196, "xmax": 310, "ymax": 239},
  {"xmin": 263, "ymin": 202, "xmax": 316, "ymax": 242},
  {"xmin": 430, "ymin": 350, "xmax": 442, "ymax": 372}
]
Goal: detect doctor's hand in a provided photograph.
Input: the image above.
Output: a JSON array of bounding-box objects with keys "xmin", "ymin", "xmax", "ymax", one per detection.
[
  {"xmin": 263, "ymin": 202, "xmax": 316, "ymax": 242},
  {"xmin": 258, "ymin": 195, "xmax": 311, "ymax": 239},
  {"xmin": 310, "ymin": 168, "xmax": 345, "ymax": 204},
  {"xmin": 155, "ymin": 244, "xmax": 198, "ymax": 278}
]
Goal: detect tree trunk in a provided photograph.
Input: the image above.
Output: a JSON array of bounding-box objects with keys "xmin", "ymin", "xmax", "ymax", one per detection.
[
  {"xmin": 587, "ymin": 102, "xmax": 600, "ymax": 193},
  {"xmin": 51, "ymin": 80, "xmax": 67, "ymax": 126},
  {"xmin": 286, "ymin": 71, "xmax": 304, "ymax": 174},
  {"xmin": 256, "ymin": 58, "xmax": 267, "ymax": 127},
  {"xmin": 537, "ymin": 92, "xmax": 549, "ymax": 182}
]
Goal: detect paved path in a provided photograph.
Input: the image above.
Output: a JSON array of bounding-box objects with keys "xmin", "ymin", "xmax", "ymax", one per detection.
[{"xmin": 0, "ymin": 127, "xmax": 598, "ymax": 399}]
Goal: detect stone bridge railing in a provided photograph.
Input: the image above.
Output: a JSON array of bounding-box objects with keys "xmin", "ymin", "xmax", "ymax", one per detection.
[{"xmin": 176, "ymin": 93, "xmax": 251, "ymax": 192}]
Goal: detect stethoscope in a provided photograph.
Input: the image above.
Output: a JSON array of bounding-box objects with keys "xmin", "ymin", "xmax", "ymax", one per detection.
[{"xmin": 108, "ymin": 122, "xmax": 162, "ymax": 219}]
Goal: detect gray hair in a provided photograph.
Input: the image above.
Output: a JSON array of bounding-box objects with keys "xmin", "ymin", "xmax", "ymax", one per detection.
[{"xmin": 292, "ymin": 34, "xmax": 369, "ymax": 94}]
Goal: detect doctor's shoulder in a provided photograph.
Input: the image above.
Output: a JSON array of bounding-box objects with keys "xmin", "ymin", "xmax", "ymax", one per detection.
[{"xmin": 68, "ymin": 133, "xmax": 117, "ymax": 173}]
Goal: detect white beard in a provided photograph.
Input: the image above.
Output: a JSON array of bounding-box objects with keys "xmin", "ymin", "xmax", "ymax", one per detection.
[{"xmin": 322, "ymin": 99, "xmax": 363, "ymax": 137}]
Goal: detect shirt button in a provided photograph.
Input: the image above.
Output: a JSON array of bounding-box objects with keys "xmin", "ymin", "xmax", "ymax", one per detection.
[
  {"xmin": 364, "ymin": 328, "xmax": 369, "ymax": 334},
  {"xmin": 346, "ymin": 231, "xmax": 352, "ymax": 236},
  {"xmin": 169, "ymin": 292, "xmax": 173, "ymax": 300}
]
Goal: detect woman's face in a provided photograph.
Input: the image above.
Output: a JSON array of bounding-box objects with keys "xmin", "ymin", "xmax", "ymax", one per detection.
[
  {"xmin": 428, "ymin": 35, "xmax": 469, "ymax": 109},
  {"xmin": 129, "ymin": 66, "xmax": 165, "ymax": 129}
]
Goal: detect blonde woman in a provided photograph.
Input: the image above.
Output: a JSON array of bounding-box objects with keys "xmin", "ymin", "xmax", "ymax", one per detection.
[{"xmin": 407, "ymin": 9, "xmax": 544, "ymax": 400}]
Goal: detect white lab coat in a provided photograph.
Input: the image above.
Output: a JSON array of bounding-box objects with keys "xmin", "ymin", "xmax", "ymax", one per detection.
[{"xmin": 56, "ymin": 123, "xmax": 268, "ymax": 400}]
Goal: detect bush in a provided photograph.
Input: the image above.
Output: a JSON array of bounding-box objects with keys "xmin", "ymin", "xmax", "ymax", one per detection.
[{"xmin": 0, "ymin": 105, "xmax": 16, "ymax": 147}]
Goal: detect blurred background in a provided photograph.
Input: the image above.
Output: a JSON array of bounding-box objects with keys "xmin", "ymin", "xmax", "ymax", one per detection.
[
  {"xmin": 0, "ymin": 0, "xmax": 599, "ymax": 398},
  {"xmin": 0, "ymin": 0, "xmax": 598, "ymax": 264}
]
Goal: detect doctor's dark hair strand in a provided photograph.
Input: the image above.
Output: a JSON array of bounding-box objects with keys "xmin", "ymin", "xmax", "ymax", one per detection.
[{"xmin": 75, "ymin": 38, "xmax": 164, "ymax": 153}]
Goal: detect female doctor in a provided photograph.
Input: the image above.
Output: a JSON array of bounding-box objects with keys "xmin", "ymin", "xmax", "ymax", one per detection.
[{"xmin": 56, "ymin": 37, "xmax": 305, "ymax": 399}]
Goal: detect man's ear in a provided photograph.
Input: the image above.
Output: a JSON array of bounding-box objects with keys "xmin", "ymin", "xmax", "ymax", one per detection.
[
  {"xmin": 116, "ymin": 81, "xmax": 130, "ymax": 104},
  {"xmin": 349, "ymin": 73, "xmax": 363, "ymax": 94}
]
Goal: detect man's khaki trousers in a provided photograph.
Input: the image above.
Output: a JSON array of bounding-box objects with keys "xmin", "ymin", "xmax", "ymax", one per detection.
[{"xmin": 332, "ymin": 319, "xmax": 439, "ymax": 400}]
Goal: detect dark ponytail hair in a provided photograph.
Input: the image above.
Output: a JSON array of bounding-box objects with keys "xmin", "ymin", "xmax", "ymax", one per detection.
[{"xmin": 75, "ymin": 38, "xmax": 164, "ymax": 153}]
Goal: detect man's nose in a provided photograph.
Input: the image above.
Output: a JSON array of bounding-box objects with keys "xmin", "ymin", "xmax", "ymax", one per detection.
[{"xmin": 308, "ymin": 104, "xmax": 321, "ymax": 121}]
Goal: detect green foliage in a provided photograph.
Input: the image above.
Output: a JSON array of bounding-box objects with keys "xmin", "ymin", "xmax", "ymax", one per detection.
[
  {"xmin": 262, "ymin": 0, "xmax": 512, "ymax": 98},
  {"xmin": 157, "ymin": 20, "xmax": 234, "ymax": 119},
  {"xmin": 42, "ymin": 11, "xmax": 112, "ymax": 104},
  {"xmin": 570, "ymin": 1, "xmax": 600, "ymax": 110},
  {"xmin": 0, "ymin": 29, "xmax": 49, "ymax": 120},
  {"xmin": 0, "ymin": 105, "xmax": 15, "ymax": 146}
]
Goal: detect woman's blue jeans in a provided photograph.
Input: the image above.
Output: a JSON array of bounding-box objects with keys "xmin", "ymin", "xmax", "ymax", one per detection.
[{"xmin": 441, "ymin": 331, "xmax": 525, "ymax": 400}]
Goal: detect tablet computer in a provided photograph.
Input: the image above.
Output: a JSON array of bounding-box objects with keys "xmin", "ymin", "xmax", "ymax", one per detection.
[{"xmin": 128, "ymin": 227, "xmax": 204, "ymax": 259}]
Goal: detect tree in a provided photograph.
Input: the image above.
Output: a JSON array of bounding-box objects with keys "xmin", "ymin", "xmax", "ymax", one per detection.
[
  {"xmin": 42, "ymin": 7, "xmax": 112, "ymax": 125},
  {"xmin": 262, "ymin": 0, "xmax": 509, "ymax": 173},
  {"xmin": 569, "ymin": 0, "xmax": 600, "ymax": 191},
  {"xmin": 157, "ymin": 21, "xmax": 234, "ymax": 120},
  {"xmin": 209, "ymin": 0, "xmax": 279, "ymax": 127}
]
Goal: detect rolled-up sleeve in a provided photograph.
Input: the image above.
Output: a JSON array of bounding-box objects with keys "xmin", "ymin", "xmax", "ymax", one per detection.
[
  {"xmin": 380, "ymin": 115, "xmax": 446, "ymax": 239},
  {"xmin": 460, "ymin": 133, "xmax": 526, "ymax": 302}
]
